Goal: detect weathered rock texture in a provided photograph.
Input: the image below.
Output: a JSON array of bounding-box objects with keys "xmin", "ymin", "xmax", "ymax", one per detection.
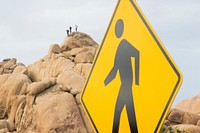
[
  {"xmin": 0, "ymin": 32, "xmax": 97, "ymax": 133},
  {"xmin": 164, "ymin": 94, "xmax": 200, "ymax": 133},
  {"xmin": 0, "ymin": 58, "xmax": 26, "ymax": 75}
]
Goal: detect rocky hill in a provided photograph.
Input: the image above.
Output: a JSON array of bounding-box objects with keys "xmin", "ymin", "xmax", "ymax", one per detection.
[
  {"xmin": 0, "ymin": 31, "xmax": 199, "ymax": 133},
  {"xmin": 0, "ymin": 32, "xmax": 98, "ymax": 133}
]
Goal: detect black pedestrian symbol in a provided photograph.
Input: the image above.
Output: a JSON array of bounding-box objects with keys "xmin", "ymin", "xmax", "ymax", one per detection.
[{"xmin": 104, "ymin": 19, "xmax": 140, "ymax": 133}]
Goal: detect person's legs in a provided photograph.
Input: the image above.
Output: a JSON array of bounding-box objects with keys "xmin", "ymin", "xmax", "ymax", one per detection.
[
  {"xmin": 112, "ymin": 86, "xmax": 125, "ymax": 133},
  {"xmin": 126, "ymin": 91, "xmax": 138, "ymax": 133}
]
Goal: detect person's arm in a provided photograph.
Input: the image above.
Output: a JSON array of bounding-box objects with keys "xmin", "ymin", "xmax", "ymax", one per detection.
[
  {"xmin": 104, "ymin": 65, "xmax": 118, "ymax": 86},
  {"xmin": 134, "ymin": 51, "xmax": 140, "ymax": 85},
  {"xmin": 129, "ymin": 44, "xmax": 140, "ymax": 85}
]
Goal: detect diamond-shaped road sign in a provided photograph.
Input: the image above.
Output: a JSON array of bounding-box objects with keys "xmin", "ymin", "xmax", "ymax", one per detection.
[{"xmin": 81, "ymin": 0, "xmax": 182, "ymax": 132}]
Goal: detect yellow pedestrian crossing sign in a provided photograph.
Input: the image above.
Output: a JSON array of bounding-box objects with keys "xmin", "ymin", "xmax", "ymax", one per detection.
[{"xmin": 81, "ymin": 0, "xmax": 182, "ymax": 132}]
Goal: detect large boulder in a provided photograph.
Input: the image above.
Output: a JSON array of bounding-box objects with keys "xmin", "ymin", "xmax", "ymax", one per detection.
[
  {"xmin": 27, "ymin": 78, "xmax": 56, "ymax": 95},
  {"xmin": 28, "ymin": 56, "xmax": 75, "ymax": 82},
  {"xmin": 57, "ymin": 70, "xmax": 85, "ymax": 95},
  {"xmin": 0, "ymin": 73, "xmax": 31, "ymax": 119},
  {"xmin": 60, "ymin": 32, "xmax": 98, "ymax": 52},
  {"xmin": 166, "ymin": 109, "xmax": 200, "ymax": 125},
  {"xmin": 176, "ymin": 94, "xmax": 200, "ymax": 115},
  {"xmin": 167, "ymin": 109, "xmax": 185, "ymax": 124},
  {"xmin": 15, "ymin": 85, "xmax": 87, "ymax": 133}
]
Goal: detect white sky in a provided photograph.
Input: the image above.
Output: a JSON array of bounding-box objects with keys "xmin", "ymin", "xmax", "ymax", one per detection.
[{"xmin": 0, "ymin": 0, "xmax": 199, "ymax": 105}]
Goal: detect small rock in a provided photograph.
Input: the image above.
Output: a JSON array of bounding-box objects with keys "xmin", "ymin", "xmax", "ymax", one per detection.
[
  {"xmin": 57, "ymin": 70, "xmax": 85, "ymax": 95},
  {"xmin": 74, "ymin": 52, "xmax": 94, "ymax": 63},
  {"xmin": 182, "ymin": 112, "xmax": 200, "ymax": 125},
  {"xmin": 164, "ymin": 120, "xmax": 171, "ymax": 126},
  {"xmin": 75, "ymin": 94, "xmax": 81, "ymax": 105},
  {"xmin": 74, "ymin": 63, "xmax": 83, "ymax": 74},
  {"xmin": 3, "ymin": 69, "xmax": 13, "ymax": 74},
  {"xmin": 60, "ymin": 37, "xmax": 78, "ymax": 51},
  {"xmin": 3, "ymin": 58, "xmax": 17, "ymax": 69},
  {"xmin": 3, "ymin": 58, "xmax": 11, "ymax": 62},
  {"xmin": 62, "ymin": 51, "xmax": 71, "ymax": 58},
  {"xmin": 13, "ymin": 65, "xmax": 28, "ymax": 75},
  {"xmin": 167, "ymin": 109, "xmax": 184, "ymax": 124},
  {"xmin": 82, "ymin": 63, "xmax": 92, "ymax": 78},
  {"xmin": 48, "ymin": 44, "xmax": 61, "ymax": 57},
  {"xmin": 27, "ymin": 78, "xmax": 56, "ymax": 95},
  {"xmin": 172, "ymin": 124, "xmax": 200, "ymax": 133}
]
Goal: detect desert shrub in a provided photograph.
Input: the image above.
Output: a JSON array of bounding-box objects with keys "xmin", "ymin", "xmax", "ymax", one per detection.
[{"xmin": 160, "ymin": 125, "xmax": 190, "ymax": 133}]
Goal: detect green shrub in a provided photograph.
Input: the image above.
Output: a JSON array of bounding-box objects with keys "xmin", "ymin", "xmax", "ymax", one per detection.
[{"xmin": 160, "ymin": 125, "xmax": 190, "ymax": 133}]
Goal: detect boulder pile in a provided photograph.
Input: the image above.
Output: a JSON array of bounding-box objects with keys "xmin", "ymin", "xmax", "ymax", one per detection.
[
  {"xmin": 0, "ymin": 32, "xmax": 98, "ymax": 133},
  {"xmin": 0, "ymin": 58, "xmax": 26, "ymax": 75},
  {"xmin": 1, "ymin": 31, "xmax": 199, "ymax": 133},
  {"xmin": 164, "ymin": 94, "xmax": 200, "ymax": 133}
]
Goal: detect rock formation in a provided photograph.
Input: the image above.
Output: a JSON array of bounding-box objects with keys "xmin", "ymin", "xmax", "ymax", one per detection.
[
  {"xmin": 0, "ymin": 58, "xmax": 26, "ymax": 75},
  {"xmin": 0, "ymin": 32, "xmax": 97, "ymax": 133},
  {"xmin": 1, "ymin": 31, "xmax": 199, "ymax": 133},
  {"xmin": 164, "ymin": 94, "xmax": 200, "ymax": 133}
]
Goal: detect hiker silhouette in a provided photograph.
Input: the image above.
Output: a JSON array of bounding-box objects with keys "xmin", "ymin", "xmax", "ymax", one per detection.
[
  {"xmin": 75, "ymin": 25, "xmax": 78, "ymax": 32},
  {"xmin": 104, "ymin": 19, "xmax": 140, "ymax": 133},
  {"xmin": 69, "ymin": 27, "xmax": 72, "ymax": 33},
  {"xmin": 66, "ymin": 30, "xmax": 69, "ymax": 36}
]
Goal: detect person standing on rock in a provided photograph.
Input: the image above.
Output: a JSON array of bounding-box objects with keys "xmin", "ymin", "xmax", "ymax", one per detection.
[
  {"xmin": 66, "ymin": 30, "xmax": 69, "ymax": 36},
  {"xmin": 75, "ymin": 25, "xmax": 78, "ymax": 32},
  {"xmin": 69, "ymin": 27, "xmax": 72, "ymax": 33},
  {"xmin": 104, "ymin": 19, "xmax": 140, "ymax": 133}
]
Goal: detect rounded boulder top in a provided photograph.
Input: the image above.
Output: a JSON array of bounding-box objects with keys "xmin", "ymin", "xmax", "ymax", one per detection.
[{"xmin": 60, "ymin": 32, "xmax": 99, "ymax": 52}]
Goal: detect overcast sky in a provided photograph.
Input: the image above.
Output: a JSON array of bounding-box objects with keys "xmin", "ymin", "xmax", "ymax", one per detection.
[{"xmin": 0, "ymin": 0, "xmax": 199, "ymax": 105}]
